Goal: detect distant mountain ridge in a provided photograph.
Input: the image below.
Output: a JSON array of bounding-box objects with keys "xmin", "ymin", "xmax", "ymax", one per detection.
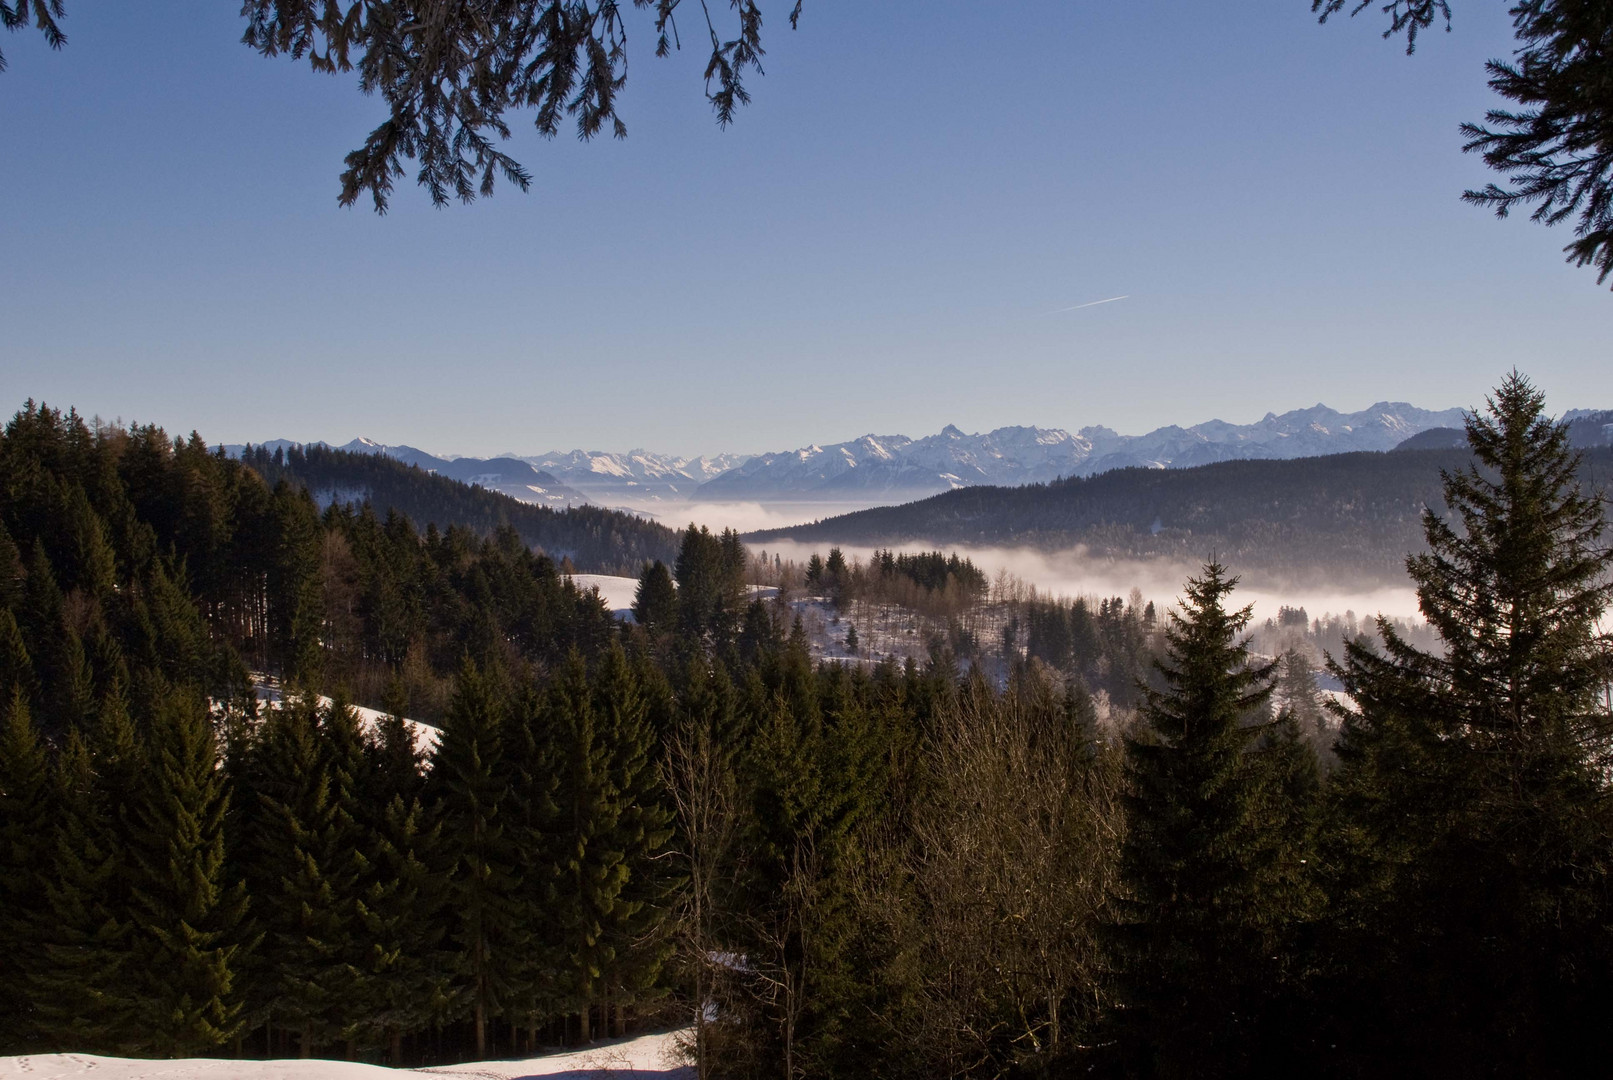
[
  {"xmin": 699, "ymin": 402, "xmax": 1472, "ymax": 501},
  {"xmin": 224, "ymin": 401, "xmax": 1609, "ymax": 508},
  {"xmin": 516, "ymin": 448, "xmax": 749, "ymax": 503}
]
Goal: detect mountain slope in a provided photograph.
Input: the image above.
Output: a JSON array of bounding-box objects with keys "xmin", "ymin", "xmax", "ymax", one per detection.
[
  {"xmin": 745, "ymin": 446, "xmax": 1613, "ymax": 589},
  {"xmin": 517, "ymin": 448, "xmax": 749, "ymax": 503},
  {"xmin": 224, "ymin": 439, "xmax": 590, "ymax": 506},
  {"xmin": 241, "ymin": 444, "xmax": 678, "ymax": 574}
]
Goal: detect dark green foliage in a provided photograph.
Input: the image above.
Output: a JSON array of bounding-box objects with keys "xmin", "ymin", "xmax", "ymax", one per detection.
[
  {"xmin": 1114, "ymin": 563, "xmax": 1319, "ymax": 1078},
  {"xmin": 0, "ymin": 605, "xmax": 37, "ymax": 706},
  {"xmin": 242, "ymin": 695, "xmax": 368, "ymax": 1053},
  {"xmin": 242, "ymin": 443, "xmax": 678, "ymax": 575},
  {"xmin": 0, "ymin": 519, "xmax": 23, "ymax": 610},
  {"xmin": 0, "ymin": 689, "xmax": 54, "ymax": 1052},
  {"xmin": 1457, "ymin": 1, "xmax": 1613, "ymax": 283},
  {"xmin": 430, "ymin": 659, "xmax": 528, "ymax": 1058},
  {"xmin": 1322, "ymin": 373, "xmax": 1613, "ymax": 1075},
  {"xmin": 234, "ymin": 0, "xmax": 793, "ymax": 210},
  {"xmin": 867, "ymin": 549, "xmax": 987, "ymax": 594},
  {"xmin": 674, "ymin": 525, "xmax": 747, "ymax": 648},
  {"xmin": 631, "ymin": 559, "xmax": 678, "ymax": 633},
  {"xmin": 30, "ymin": 693, "xmax": 144, "ymax": 1052},
  {"xmin": 121, "ymin": 692, "xmax": 248, "ymax": 1056},
  {"xmin": 591, "ymin": 644, "xmax": 676, "ymax": 1029}
]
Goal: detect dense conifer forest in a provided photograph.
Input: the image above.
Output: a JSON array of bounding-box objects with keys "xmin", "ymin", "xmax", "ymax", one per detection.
[
  {"xmin": 237, "ymin": 442, "xmax": 679, "ymax": 576},
  {"xmin": 2, "ymin": 378, "xmax": 1611, "ymax": 1078}
]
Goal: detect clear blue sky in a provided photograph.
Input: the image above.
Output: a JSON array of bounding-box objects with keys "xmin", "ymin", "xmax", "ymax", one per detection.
[{"xmin": 1, "ymin": 1, "xmax": 1606, "ymax": 458}]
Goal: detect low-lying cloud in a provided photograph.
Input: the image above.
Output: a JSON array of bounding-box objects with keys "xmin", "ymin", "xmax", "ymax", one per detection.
[{"xmin": 751, "ymin": 538, "xmax": 1422, "ymax": 623}]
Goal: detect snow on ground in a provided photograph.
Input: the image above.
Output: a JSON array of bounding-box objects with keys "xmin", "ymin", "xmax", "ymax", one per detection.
[
  {"xmin": 566, "ymin": 575, "xmax": 642, "ymax": 620},
  {"xmin": 252, "ymin": 678, "xmax": 440, "ymax": 757},
  {"xmin": 0, "ymin": 1031, "xmax": 692, "ymax": 1080},
  {"xmin": 565, "ymin": 574, "xmax": 776, "ymax": 624}
]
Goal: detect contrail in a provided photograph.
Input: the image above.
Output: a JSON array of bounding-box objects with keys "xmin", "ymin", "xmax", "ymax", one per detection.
[{"xmin": 1049, "ymin": 295, "xmax": 1129, "ymax": 314}]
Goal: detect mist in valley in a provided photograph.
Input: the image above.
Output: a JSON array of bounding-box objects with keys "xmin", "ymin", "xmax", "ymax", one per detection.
[{"xmin": 751, "ymin": 537, "xmax": 1423, "ymax": 626}]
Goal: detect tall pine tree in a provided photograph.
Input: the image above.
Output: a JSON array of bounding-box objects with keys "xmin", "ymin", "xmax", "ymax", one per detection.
[
  {"xmin": 122, "ymin": 690, "xmax": 249, "ymax": 1056},
  {"xmin": 1113, "ymin": 562, "xmax": 1318, "ymax": 1078},
  {"xmin": 1324, "ymin": 373, "xmax": 1613, "ymax": 1076}
]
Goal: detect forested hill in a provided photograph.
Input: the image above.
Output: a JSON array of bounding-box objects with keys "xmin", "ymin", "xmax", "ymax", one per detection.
[
  {"xmin": 748, "ymin": 447, "xmax": 1613, "ymax": 588},
  {"xmin": 240, "ymin": 443, "xmax": 677, "ymax": 573}
]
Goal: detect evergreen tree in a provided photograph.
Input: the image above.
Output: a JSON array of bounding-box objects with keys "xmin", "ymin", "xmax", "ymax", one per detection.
[
  {"xmin": 0, "ymin": 519, "xmax": 24, "ymax": 611},
  {"xmin": 591, "ymin": 642, "xmax": 676, "ymax": 1036},
  {"xmin": 1324, "ymin": 373, "xmax": 1613, "ymax": 1075},
  {"xmin": 1113, "ymin": 562, "xmax": 1318, "ymax": 1078},
  {"xmin": 355, "ymin": 701, "xmax": 454, "ymax": 1060},
  {"xmin": 547, "ymin": 650, "xmax": 628, "ymax": 1041},
  {"xmin": 631, "ymin": 559, "xmax": 678, "ymax": 634},
  {"xmin": 244, "ymin": 694, "xmax": 361, "ymax": 1055},
  {"xmin": 31, "ymin": 691, "xmax": 145, "ymax": 1052},
  {"xmin": 0, "ymin": 604, "xmax": 37, "ymax": 706},
  {"xmin": 0, "ymin": 688, "xmax": 54, "ymax": 1052},
  {"xmin": 430, "ymin": 658, "xmax": 528, "ymax": 1059},
  {"xmin": 498, "ymin": 679, "xmax": 565, "ymax": 1045},
  {"xmin": 122, "ymin": 691, "xmax": 248, "ymax": 1056}
]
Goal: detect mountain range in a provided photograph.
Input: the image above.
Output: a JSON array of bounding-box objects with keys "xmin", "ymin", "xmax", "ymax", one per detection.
[
  {"xmin": 226, "ymin": 402, "xmax": 1611, "ymax": 508},
  {"xmin": 699, "ymin": 402, "xmax": 1477, "ymax": 501}
]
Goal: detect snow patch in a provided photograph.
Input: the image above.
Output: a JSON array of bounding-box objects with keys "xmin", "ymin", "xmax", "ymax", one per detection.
[{"xmin": 0, "ymin": 1031, "xmax": 692, "ymax": 1079}]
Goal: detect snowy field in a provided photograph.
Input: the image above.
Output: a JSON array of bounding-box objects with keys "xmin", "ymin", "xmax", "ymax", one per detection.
[
  {"xmin": 566, "ymin": 574, "xmax": 642, "ymax": 620},
  {"xmin": 252, "ymin": 680, "xmax": 441, "ymax": 756},
  {"xmin": 0, "ymin": 1031, "xmax": 691, "ymax": 1080}
]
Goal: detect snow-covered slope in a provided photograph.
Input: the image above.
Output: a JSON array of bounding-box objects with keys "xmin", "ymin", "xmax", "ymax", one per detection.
[
  {"xmin": 519, "ymin": 449, "xmax": 749, "ymax": 503},
  {"xmin": 221, "ymin": 400, "xmax": 1487, "ymax": 509},
  {"xmin": 0, "ymin": 1031, "xmax": 691, "ymax": 1079},
  {"xmin": 696, "ymin": 403, "xmax": 1470, "ymax": 501}
]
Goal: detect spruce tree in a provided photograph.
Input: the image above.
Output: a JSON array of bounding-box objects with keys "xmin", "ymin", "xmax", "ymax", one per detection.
[
  {"xmin": 32, "ymin": 728, "xmax": 133, "ymax": 1052},
  {"xmin": 1113, "ymin": 562, "xmax": 1318, "ymax": 1078},
  {"xmin": 1325, "ymin": 373, "xmax": 1613, "ymax": 1075},
  {"xmin": 496, "ymin": 679, "xmax": 565, "ymax": 1047},
  {"xmin": 430, "ymin": 658, "xmax": 528, "ymax": 1059},
  {"xmin": 31, "ymin": 687, "xmax": 148, "ymax": 1052},
  {"xmin": 122, "ymin": 691, "xmax": 248, "ymax": 1057},
  {"xmin": 0, "ymin": 688, "xmax": 54, "ymax": 1052},
  {"xmin": 632, "ymin": 559, "xmax": 678, "ymax": 634},
  {"xmin": 548, "ymin": 649, "xmax": 628, "ymax": 1041},
  {"xmin": 0, "ymin": 520, "xmax": 23, "ymax": 611},
  {"xmin": 592, "ymin": 642, "xmax": 675, "ymax": 1036},
  {"xmin": 0, "ymin": 605, "xmax": 37, "ymax": 706},
  {"xmin": 245, "ymin": 694, "xmax": 364, "ymax": 1056},
  {"xmin": 356, "ymin": 786, "xmax": 454, "ymax": 1062}
]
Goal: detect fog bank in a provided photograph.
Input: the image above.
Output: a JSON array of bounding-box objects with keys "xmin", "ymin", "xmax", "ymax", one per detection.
[{"xmin": 751, "ymin": 539, "xmax": 1422, "ymax": 623}]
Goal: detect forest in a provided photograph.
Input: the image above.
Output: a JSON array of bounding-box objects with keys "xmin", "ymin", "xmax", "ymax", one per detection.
[
  {"xmin": 238, "ymin": 442, "xmax": 679, "ymax": 576},
  {"xmin": 2, "ymin": 376, "xmax": 1611, "ymax": 1079}
]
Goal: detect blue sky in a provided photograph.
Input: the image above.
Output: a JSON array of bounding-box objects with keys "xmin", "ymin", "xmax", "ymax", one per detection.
[{"xmin": 1, "ymin": 1, "xmax": 1606, "ymax": 457}]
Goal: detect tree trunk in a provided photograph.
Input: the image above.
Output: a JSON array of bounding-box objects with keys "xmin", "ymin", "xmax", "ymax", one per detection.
[
  {"xmin": 390, "ymin": 1028, "xmax": 403, "ymax": 1066},
  {"xmin": 579, "ymin": 1005, "xmax": 591, "ymax": 1044},
  {"xmin": 475, "ymin": 996, "xmax": 487, "ymax": 1059},
  {"xmin": 300, "ymin": 1023, "xmax": 312, "ymax": 1059}
]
